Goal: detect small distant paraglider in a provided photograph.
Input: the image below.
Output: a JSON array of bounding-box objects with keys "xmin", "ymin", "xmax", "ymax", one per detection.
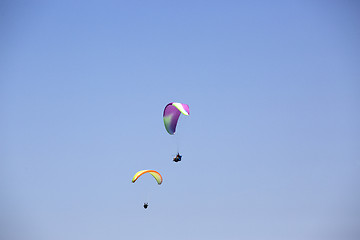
[
  {"xmin": 132, "ymin": 170, "xmax": 163, "ymax": 209},
  {"xmin": 163, "ymin": 102, "xmax": 190, "ymax": 162}
]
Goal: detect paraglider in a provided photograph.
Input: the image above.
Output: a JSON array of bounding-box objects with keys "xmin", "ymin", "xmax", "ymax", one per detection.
[
  {"xmin": 132, "ymin": 170, "xmax": 163, "ymax": 209},
  {"xmin": 163, "ymin": 102, "xmax": 189, "ymax": 162},
  {"xmin": 173, "ymin": 153, "xmax": 182, "ymax": 162}
]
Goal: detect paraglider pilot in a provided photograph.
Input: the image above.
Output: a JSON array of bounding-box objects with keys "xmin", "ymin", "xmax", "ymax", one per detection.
[
  {"xmin": 143, "ymin": 203, "xmax": 148, "ymax": 209},
  {"xmin": 173, "ymin": 153, "xmax": 182, "ymax": 162}
]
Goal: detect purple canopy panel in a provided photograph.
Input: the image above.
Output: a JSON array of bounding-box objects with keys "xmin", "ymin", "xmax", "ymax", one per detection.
[{"xmin": 163, "ymin": 103, "xmax": 182, "ymax": 135}]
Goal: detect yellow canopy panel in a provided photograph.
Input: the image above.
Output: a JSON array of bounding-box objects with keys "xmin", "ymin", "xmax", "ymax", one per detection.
[{"xmin": 132, "ymin": 170, "xmax": 163, "ymax": 185}]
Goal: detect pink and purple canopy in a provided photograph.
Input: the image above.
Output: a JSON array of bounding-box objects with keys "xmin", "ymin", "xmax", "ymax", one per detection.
[{"xmin": 163, "ymin": 102, "xmax": 190, "ymax": 135}]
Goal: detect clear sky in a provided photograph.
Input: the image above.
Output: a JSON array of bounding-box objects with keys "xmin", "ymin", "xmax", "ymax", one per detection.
[{"xmin": 1, "ymin": 1, "xmax": 359, "ymax": 240}]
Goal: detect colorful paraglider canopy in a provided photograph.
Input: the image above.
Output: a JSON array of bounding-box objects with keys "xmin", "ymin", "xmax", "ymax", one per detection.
[
  {"xmin": 163, "ymin": 102, "xmax": 190, "ymax": 135},
  {"xmin": 132, "ymin": 170, "xmax": 163, "ymax": 185}
]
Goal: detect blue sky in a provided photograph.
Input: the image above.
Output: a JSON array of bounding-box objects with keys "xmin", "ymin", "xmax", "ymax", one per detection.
[{"xmin": 1, "ymin": 1, "xmax": 359, "ymax": 239}]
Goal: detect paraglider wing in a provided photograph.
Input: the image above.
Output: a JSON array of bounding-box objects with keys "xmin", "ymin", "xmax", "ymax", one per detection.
[
  {"xmin": 163, "ymin": 102, "xmax": 190, "ymax": 135},
  {"xmin": 132, "ymin": 170, "xmax": 163, "ymax": 185}
]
